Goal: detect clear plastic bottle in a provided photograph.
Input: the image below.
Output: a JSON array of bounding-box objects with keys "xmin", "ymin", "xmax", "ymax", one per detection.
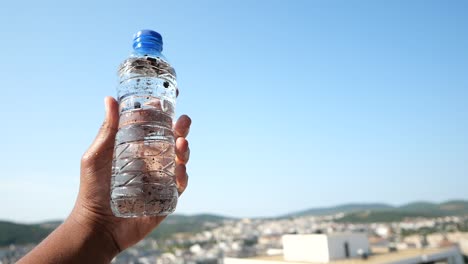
[{"xmin": 110, "ymin": 30, "xmax": 178, "ymax": 217}]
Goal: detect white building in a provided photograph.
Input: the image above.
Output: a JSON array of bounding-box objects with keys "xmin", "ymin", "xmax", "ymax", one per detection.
[
  {"xmin": 282, "ymin": 233, "xmax": 369, "ymax": 262},
  {"xmin": 224, "ymin": 233, "xmax": 465, "ymax": 264}
]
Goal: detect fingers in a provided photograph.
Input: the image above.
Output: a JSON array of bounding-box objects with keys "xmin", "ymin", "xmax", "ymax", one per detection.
[
  {"xmin": 174, "ymin": 115, "xmax": 190, "ymax": 194},
  {"xmin": 81, "ymin": 97, "xmax": 119, "ymax": 175},
  {"xmin": 175, "ymin": 164, "xmax": 188, "ymax": 195},
  {"xmin": 174, "ymin": 115, "xmax": 191, "ymax": 166},
  {"xmin": 175, "ymin": 137, "xmax": 190, "ymax": 165},
  {"xmin": 174, "ymin": 115, "xmax": 191, "ymax": 138}
]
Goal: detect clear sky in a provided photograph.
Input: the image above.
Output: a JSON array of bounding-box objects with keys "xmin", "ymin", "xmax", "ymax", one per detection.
[{"xmin": 0, "ymin": 0, "xmax": 467, "ymax": 223}]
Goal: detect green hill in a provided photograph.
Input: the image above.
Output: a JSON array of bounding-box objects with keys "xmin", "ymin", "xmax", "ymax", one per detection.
[
  {"xmin": 284, "ymin": 203, "xmax": 394, "ymax": 217},
  {"xmin": 439, "ymin": 200, "xmax": 468, "ymax": 213},
  {"xmin": 336, "ymin": 210, "xmax": 444, "ymax": 223},
  {"xmin": 335, "ymin": 200, "xmax": 468, "ymax": 223},
  {"xmin": 0, "ymin": 221, "xmax": 54, "ymax": 246},
  {"xmin": 2, "ymin": 200, "xmax": 467, "ymax": 245},
  {"xmin": 397, "ymin": 200, "xmax": 468, "ymax": 217},
  {"xmin": 150, "ymin": 213, "xmax": 229, "ymax": 240},
  {"xmin": 0, "ymin": 214, "xmax": 229, "ymax": 247},
  {"xmin": 286, "ymin": 200, "xmax": 468, "ymax": 220},
  {"xmin": 399, "ymin": 201, "xmax": 440, "ymax": 212}
]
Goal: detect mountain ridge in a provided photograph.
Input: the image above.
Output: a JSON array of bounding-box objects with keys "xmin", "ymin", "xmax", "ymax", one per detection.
[
  {"xmin": 1, "ymin": 200, "xmax": 467, "ymax": 246},
  {"xmin": 285, "ymin": 200, "xmax": 468, "ymax": 218},
  {"xmin": 4, "ymin": 200, "xmax": 468, "ymax": 225}
]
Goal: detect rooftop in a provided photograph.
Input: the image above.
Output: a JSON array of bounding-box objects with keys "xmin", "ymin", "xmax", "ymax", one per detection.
[{"xmin": 225, "ymin": 247, "xmax": 460, "ymax": 264}]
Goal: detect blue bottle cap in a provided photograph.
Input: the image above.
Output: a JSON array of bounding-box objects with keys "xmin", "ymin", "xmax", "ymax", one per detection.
[{"xmin": 133, "ymin": 30, "xmax": 163, "ymax": 53}]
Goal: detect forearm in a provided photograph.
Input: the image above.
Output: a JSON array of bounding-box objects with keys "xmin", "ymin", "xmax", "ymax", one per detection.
[{"xmin": 18, "ymin": 217, "xmax": 118, "ymax": 264}]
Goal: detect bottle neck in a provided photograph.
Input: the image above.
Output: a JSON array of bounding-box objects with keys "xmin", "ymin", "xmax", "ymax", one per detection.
[{"xmin": 133, "ymin": 47, "xmax": 162, "ymax": 57}]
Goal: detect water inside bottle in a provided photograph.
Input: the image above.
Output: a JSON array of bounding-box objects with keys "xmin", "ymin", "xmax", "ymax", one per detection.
[{"xmin": 111, "ymin": 56, "xmax": 178, "ymax": 217}]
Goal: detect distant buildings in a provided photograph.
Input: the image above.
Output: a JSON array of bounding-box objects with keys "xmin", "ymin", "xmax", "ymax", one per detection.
[
  {"xmin": 225, "ymin": 233, "xmax": 465, "ymax": 264},
  {"xmin": 4, "ymin": 215, "xmax": 468, "ymax": 264}
]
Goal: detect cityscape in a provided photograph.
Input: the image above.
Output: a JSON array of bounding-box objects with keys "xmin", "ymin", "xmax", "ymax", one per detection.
[
  {"xmin": 2, "ymin": 201, "xmax": 468, "ymax": 264},
  {"xmin": 1, "ymin": 1, "xmax": 467, "ymax": 264}
]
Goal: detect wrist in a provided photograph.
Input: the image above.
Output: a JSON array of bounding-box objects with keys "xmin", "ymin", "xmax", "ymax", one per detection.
[
  {"xmin": 65, "ymin": 211, "xmax": 120, "ymax": 262},
  {"xmin": 18, "ymin": 212, "xmax": 119, "ymax": 264}
]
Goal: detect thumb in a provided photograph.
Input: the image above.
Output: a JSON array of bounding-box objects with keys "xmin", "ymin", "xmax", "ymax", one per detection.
[{"xmin": 81, "ymin": 97, "xmax": 119, "ymax": 177}]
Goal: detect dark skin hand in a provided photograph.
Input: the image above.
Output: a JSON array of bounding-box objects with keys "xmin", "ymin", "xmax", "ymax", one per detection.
[{"xmin": 18, "ymin": 97, "xmax": 191, "ymax": 263}]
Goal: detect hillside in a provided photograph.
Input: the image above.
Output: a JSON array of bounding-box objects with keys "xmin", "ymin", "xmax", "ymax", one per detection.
[
  {"xmin": 335, "ymin": 200, "xmax": 468, "ymax": 223},
  {"xmin": 284, "ymin": 203, "xmax": 394, "ymax": 217},
  {"xmin": 2, "ymin": 201, "xmax": 468, "ymax": 246},
  {"xmin": 286, "ymin": 200, "xmax": 468, "ymax": 219},
  {"xmin": 0, "ymin": 214, "xmax": 229, "ymax": 246},
  {"xmin": 150, "ymin": 213, "xmax": 229, "ymax": 240},
  {"xmin": 335, "ymin": 210, "xmax": 446, "ymax": 223},
  {"xmin": 439, "ymin": 200, "xmax": 468, "ymax": 213},
  {"xmin": 0, "ymin": 221, "xmax": 54, "ymax": 246}
]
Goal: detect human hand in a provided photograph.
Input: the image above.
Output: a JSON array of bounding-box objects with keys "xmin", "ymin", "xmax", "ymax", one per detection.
[
  {"xmin": 71, "ymin": 96, "xmax": 191, "ymax": 254},
  {"xmin": 18, "ymin": 97, "xmax": 190, "ymax": 264}
]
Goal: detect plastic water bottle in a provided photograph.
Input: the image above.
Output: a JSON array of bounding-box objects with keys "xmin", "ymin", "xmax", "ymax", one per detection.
[{"xmin": 110, "ymin": 30, "xmax": 178, "ymax": 217}]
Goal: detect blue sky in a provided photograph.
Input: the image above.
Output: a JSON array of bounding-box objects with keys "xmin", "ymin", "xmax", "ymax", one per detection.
[{"xmin": 0, "ymin": 0, "xmax": 467, "ymax": 222}]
